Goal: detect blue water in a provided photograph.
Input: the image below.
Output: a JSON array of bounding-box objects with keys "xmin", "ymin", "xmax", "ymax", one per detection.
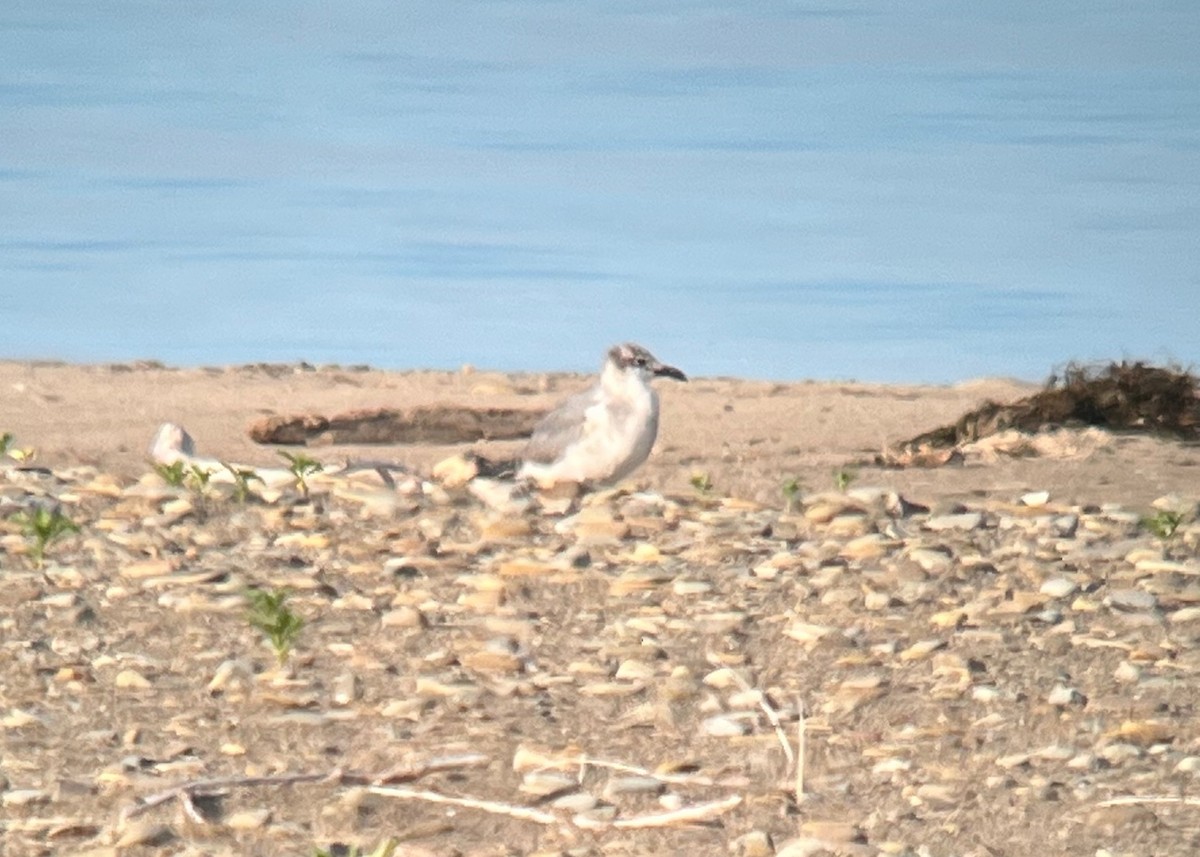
[{"xmin": 2, "ymin": 1, "xmax": 1198, "ymax": 382}]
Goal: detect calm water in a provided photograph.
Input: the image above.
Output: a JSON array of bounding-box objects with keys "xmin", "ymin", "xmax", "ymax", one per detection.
[{"xmin": 2, "ymin": 1, "xmax": 1198, "ymax": 382}]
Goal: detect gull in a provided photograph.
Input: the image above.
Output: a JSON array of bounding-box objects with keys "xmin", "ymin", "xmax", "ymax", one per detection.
[{"xmin": 518, "ymin": 343, "xmax": 687, "ymax": 488}]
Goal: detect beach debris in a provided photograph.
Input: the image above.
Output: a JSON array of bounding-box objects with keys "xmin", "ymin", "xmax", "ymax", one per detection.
[
  {"xmin": 882, "ymin": 361, "xmax": 1198, "ymax": 466},
  {"xmin": 246, "ymin": 405, "xmax": 542, "ymax": 446},
  {"xmin": 145, "ymin": 422, "xmax": 416, "ymax": 496}
]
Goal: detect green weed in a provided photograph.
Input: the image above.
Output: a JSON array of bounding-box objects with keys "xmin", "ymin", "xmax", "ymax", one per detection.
[
  {"xmin": 689, "ymin": 471, "xmax": 714, "ymax": 496},
  {"xmin": 1142, "ymin": 509, "xmax": 1188, "ymax": 559},
  {"xmin": 1142, "ymin": 509, "xmax": 1184, "ymax": 541},
  {"xmin": 13, "ymin": 505, "xmax": 79, "ymax": 569},
  {"xmin": 223, "ymin": 462, "xmax": 263, "ymax": 503},
  {"xmin": 782, "ymin": 477, "xmax": 804, "ymax": 512},
  {"xmin": 153, "ymin": 460, "xmax": 188, "ymax": 487},
  {"xmin": 246, "ymin": 587, "xmax": 305, "ymax": 667},
  {"xmin": 832, "ymin": 467, "xmax": 857, "ymax": 492},
  {"xmin": 279, "ymin": 451, "xmax": 323, "ymax": 497}
]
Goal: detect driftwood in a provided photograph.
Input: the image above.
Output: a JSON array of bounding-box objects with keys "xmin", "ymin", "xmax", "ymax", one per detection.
[{"xmin": 248, "ymin": 405, "xmax": 544, "ymax": 446}]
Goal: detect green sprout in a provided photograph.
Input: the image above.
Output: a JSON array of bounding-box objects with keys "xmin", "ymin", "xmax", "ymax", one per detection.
[
  {"xmin": 246, "ymin": 587, "xmax": 305, "ymax": 667},
  {"xmin": 1142, "ymin": 509, "xmax": 1185, "ymax": 559},
  {"xmin": 1142, "ymin": 509, "xmax": 1184, "ymax": 541},
  {"xmin": 12, "ymin": 505, "xmax": 80, "ymax": 569},
  {"xmin": 832, "ymin": 467, "xmax": 857, "ymax": 492},
  {"xmin": 0, "ymin": 432, "xmax": 12, "ymax": 457},
  {"xmin": 689, "ymin": 471, "xmax": 714, "ymax": 496},
  {"xmin": 782, "ymin": 477, "xmax": 804, "ymax": 513},
  {"xmin": 188, "ymin": 464, "xmax": 213, "ymax": 493},
  {"xmin": 223, "ymin": 462, "xmax": 263, "ymax": 503},
  {"xmin": 278, "ymin": 451, "xmax": 323, "ymax": 497},
  {"xmin": 153, "ymin": 460, "xmax": 188, "ymax": 487}
]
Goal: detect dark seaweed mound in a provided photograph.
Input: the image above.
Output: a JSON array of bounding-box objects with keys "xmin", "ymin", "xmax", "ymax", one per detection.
[{"xmin": 902, "ymin": 362, "xmax": 1200, "ymax": 450}]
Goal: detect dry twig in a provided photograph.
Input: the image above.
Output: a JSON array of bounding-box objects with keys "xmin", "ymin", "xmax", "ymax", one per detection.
[
  {"xmin": 1098, "ymin": 795, "xmax": 1200, "ymax": 808},
  {"xmin": 119, "ymin": 753, "xmax": 489, "ymax": 823},
  {"xmin": 729, "ymin": 671, "xmax": 795, "ymax": 769},
  {"xmin": 366, "ymin": 785, "xmax": 557, "ymax": 825}
]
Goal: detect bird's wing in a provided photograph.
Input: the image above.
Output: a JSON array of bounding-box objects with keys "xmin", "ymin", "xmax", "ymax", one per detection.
[{"xmin": 521, "ymin": 385, "xmax": 601, "ymax": 465}]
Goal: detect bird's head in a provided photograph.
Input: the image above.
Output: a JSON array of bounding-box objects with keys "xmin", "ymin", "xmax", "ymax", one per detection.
[{"xmin": 607, "ymin": 343, "xmax": 687, "ymax": 382}]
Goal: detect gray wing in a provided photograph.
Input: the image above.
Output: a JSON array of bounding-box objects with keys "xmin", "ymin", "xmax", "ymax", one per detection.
[{"xmin": 521, "ymin": 385, "xmax": 601, "ymax": 465}]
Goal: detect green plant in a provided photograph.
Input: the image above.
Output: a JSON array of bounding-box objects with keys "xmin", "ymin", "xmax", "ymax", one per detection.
[
  {"xmin": 279, "ymin": 451, "xmax": 323, "ymax": 497},
  {"xmin": 832, "ymin": 466, "xmax": 857, "ymax": 492},
  {"xmin": 223, "ymin": 462, "xmax": 263, "ymax": 503},
  {"xmin": 246, "ymin": 587, "xmax": 305, "ymax": 667},
  {"xmin": 782, "ymin": 477, "xmax": 804, "ymax": 512},
  {"xmin": 0, "ymin": 432, "xmax": 12, "ymax": 457},
  {"xmin": 1142, "ymin": 509, "xmax": 1188, "ymax": 560},
  {"xmin": 13, "ymin": 505, "xmax": 79, "ymax": 569},
  {"xmin": 1143, "ymin": 509, "xmax": 1184, "ymax": 542},
  {"xmin": 188, "ymin": 464, "xmax": 213, "ymax": 493},
  {"xmin": 154, "ymin": 460, "xmax": 188, "ymax": 487},
  {"xmin": 689, "ymin": 471, "xmax": 714, "ymax": 495},
  {"xmin": 313, "ymin": 841, "xmax": 397, "ymax": 857}
]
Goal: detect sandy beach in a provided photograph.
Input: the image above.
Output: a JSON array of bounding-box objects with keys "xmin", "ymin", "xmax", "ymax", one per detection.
[
  {"xmin": 3, "ymin": 359, "xmax": 1200, "ymax": 856},
  {"xmin": 3, "ymin": 359, "xmax": 1196, "ymax": 508}
]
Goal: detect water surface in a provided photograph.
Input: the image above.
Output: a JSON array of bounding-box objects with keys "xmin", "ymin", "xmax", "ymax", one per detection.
[{"xmin": 2, "ymin": 1, "xmax": 1198, "ymax": 381}]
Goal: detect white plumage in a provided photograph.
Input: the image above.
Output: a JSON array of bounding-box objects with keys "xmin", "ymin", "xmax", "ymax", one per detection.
[{"xmin": 518, "ymin": 343, "xmax": 687, "ymax": 487}]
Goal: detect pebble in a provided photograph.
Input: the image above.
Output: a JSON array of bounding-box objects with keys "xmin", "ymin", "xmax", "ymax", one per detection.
[
  {"xmin": 1039, "ymin": 577, "xmax": 1078, "ymax": 598},
  {"xmin": 4, "ymin": 448, "xmax": 1198, "ymax": 856},
  {"xmin": 924, "ymin": 511, "xmax": 984, "ymax": 531},
  {"xmin": 1, "ymin": 789, "xmax": 51, "ymax": 807},
  {"xmin": 1105, "ymin": 589, "xmax": 1158, "ymax": 612},
  {"xmin": 701, "ymin": 714, "xmax": 751, "ymax": 737}
]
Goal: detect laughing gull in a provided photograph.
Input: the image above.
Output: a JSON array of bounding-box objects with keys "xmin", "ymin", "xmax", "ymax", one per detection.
[{"xmin": 518, "ymin": 343, "xmax": 687, "ymax": 488}]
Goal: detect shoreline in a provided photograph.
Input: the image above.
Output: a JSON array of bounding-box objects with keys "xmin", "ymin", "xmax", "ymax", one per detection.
[
  {"xmin": 0, "ymin": 356, "xmax": 1045, "ymax": 389},
  {"xmin": 1, "ymin": 359, "xmax": 1195, "ymax": 509}
]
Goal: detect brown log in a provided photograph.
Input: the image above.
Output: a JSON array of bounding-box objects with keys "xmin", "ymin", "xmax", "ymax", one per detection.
[{"xmin": 248, "ymin": 405, "xmax": 543, "ymax": 446}]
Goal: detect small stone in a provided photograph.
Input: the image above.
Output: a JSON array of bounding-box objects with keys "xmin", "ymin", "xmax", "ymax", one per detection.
[
  {"xmin": 799, "ymin": 820, "xmax": 859, "ymax": 842},
  {"xmin": 381, "ymin": 606, "xmax": 426, "ymax": 629},
  {"xmin": 226, "ymin": 808, "xmax": 272, "ymax": 830},
  {"xmin": 602, "ymin": 776, "xmax": 665, "ymax": 798},
  {"xmin": 332, "ymin": 673, "xmax": 360, "ymax": 706},
  {"xmin": 1021, "ymin": 491, "xmax": 1051, "ymax": 507},
  {"xmin": 908, "ymin": 547, "xmax": 953, "ymax": 573},
  {"xmin": 701, "ymin": 714, "xmax": 751, "ymax": 737},
  {"xmin": 432, "ymin": 453, "xmax": 478, "ymax": 487},
  {"xmin": 121, "ymin": 559, "xmax": 174, "ymax": 580},
  {"xmin": 839, "ymin": 533, "xmax": 898, "ymax": 560},
  {"xmin": 2, "ymin": 789, "xmax": 51, "ymax": 807},
  {"xmin": 899, "ymin": 639, "xmax": 946, "ymax": 661},
  {"xmin": 479, "ymin": 516, "xmax": 533, "ymax": 541},
  {"xmin": 461, "ymin": 650, "xmax": 524, "ymax": 674},
  {"xmin": 520, "ymin": 771, "xmax": 577, "ymax": 797},
  {"xmin": 115, "ymin": 821, "xmax": 174, "ymax": 848},
  {"xmin": 1047, "ymin": 685, "xmax": 1084, "ymax": 706},
  {"xmin": 1039, "ymin": 577, "xmax": 1078, "ymax": 599},
  {"xmin": 208, "ymin": 659, "xmax": 251, "ymax": 694},
  {"xmin": 1175, "ymin": 756, "xmax": 1200, "ymax": 773},
  {"xmin": 551, "ymin": 792, "xmax": 599, "ymax": 812},
  {"xmin": 925, "ymin": 511, "xmax": 984, "ymax": 531},
  {"xmin": 1052, "ymin": 514, "xmax": 1079, "ymax": 537},
  {"xmin": 783, "ymin": 622, "xmax": 835, "ymax": 648},
  {"xmin": 114, "ymin": 669, "xmax": 152, "ymax": 690},
  {"xmin": 1105, "ymin": 589, "xmax": 1157, "ymax": 612},
  {"xmin": 730, "ymin": 830, "xmax": 775, "ymax": 857},
  {"xmin": 1113, "ymin": 661, "xmax": 1141, "ymax": 683}
]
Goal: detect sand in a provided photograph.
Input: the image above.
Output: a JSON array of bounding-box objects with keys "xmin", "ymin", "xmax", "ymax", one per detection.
[
  {"xmin": 5, "ymin": 360, "xmax": 1200, "ymax": 856},
  {"xmin": 2, "ymin": 359, "xmax": 1197, "ymax": 510}
]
